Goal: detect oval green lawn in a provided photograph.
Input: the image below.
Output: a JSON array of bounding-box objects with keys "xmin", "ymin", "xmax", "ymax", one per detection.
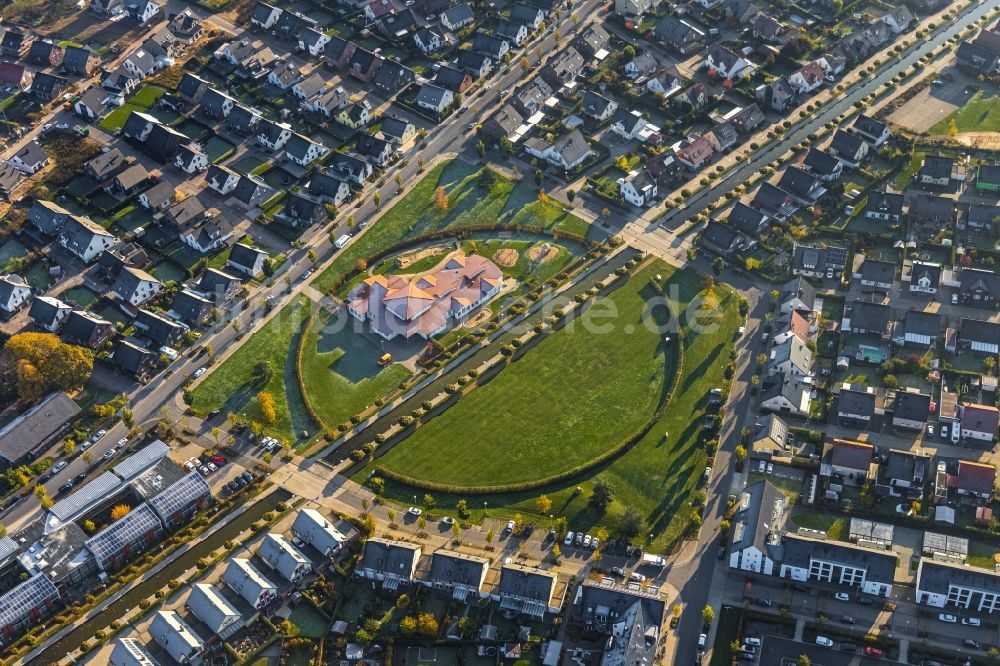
[{"xmin": 376, "ymin": 263, "xmax": 673, "ymax": 488}]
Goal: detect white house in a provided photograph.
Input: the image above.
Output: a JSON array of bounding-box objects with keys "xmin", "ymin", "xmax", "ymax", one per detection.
[
  {"xmin": 149, "ymin": 611, "xmax": 203, "ymax": 665},
  {"xmin": 916, "ymin": 558, "xmax": 1000, "ymax": 614},
  {"xmin": 298, "ymin": 27, "xmax": 331, "ymax": 57},
  {"xmin": 0, "ymin": 274, "xmax": 32, "ymax": 314},
  {"xmin": 357, "ymin": 538, "xmax": 421, "ymax": 583},
  {"xmin": 256, "ymin": 119, "xmax": 293, "ymax": 151},
  {"xmin": 415, "ymin": 84, "xmax": 453, "ymax": 113},
  {"xmin": 9, "ymin": 142, "xmax": 49, "ymax": 174},
  {"xmin": 414, "ymin": 27, "xmax": 442, "ymax": 54},
  {"xmin": 292, "ymin": 508, "xmax": 346, "ymax": 557},
  {"xmin": 174, "ymin": 144, "xmax": 208, "ymax": 174},
  {"xmin": 787, "ymin": 61, "xmax": 825, "ymax": 94},
  {"xmin": 728, "ymin": 480, "xmax": 786, "ymax": 575},
  {"xmin": 186, "ymin": 583, "xmax": 243, "ymax": 640},
  {"xmin": 705, "ymin": 44, "xmax": 752, "ymax": 79},
  {"xmin": 258, "ymin": 533, "xmax": 312, "ymax": 582},
  {"xmin": 524, "ymin": 129, "xmax": 592, "ymax": 171},
  {"xmin": 223, "ymin": 558, "xmax": 277, "ymax": 609},
  {"xmin": 961, "ymin": 404, "xmax": 1000, "ymax": 443},
  {"xmin": 618, "ymin": 169, "xmax": 657, "ymax": 207},
  {"xmin": 59, "ymin": 216, "xmax": 117, "ymax": 263},
  {"xmin": 284, "ymin": 133, "xmax": 328, "ymax": 167},
  {"xmin": 111, "ymin": 266, "xmax": 163, "ymax": 307},
  {"xmin": 777, "ymin": 534, "xmax": 895, "ymax": 597}
]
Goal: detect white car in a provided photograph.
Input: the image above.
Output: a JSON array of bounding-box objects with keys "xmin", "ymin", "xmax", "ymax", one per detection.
[
  {"xmin": 183, "ymin": 458, "xmax": 196, "ymax": 472},
  {"xmin": 52, "ymin": 461, "xmax": 68, "ymax": 474},
  {"xmin": 629, "ymin": 572, "xmax": 645, "ymax": 582},
  {"xmin": 564, "ymin": 531, "xmax": 574, "ymax": 546},
  {"xmin": 698, "ymin": 634, "xmax": 707, "ymax": 650},
  {"xmin": 506, "ymin": 519, "xmax": 515, "ymax": 533},
  {"xmin": 407, "ymin": 506, "xmax": 422, "ymax": 516},
  {"xmin": 91, "ymin": 430, "xmax": 107, "ymax": 443},
  {"xmin": 193, "ymin": 367, "xmax": 207, "ymax": 378},
  {"xmin": 939, "ymin": 613, "xmax": 958, "ymax": 623},
  {"xmin": 834, "ymin": 592, "xmax": 850, "ymax": 601},
  {"xmin": 441, "ymin": 516, "xmax": 455, "ymax": 525},
  {"xmin": 583, "ymin": 534, "xmax": 592, "ymax": 547},
  {"xmin": 758, "ymin": 460, "xmax": 766, "ymax": 473},
  {"xmin": 815, "ymin": 636, "xmax": 833, "ymax": 647},
  {"xmin": 102, "ymin": 448, "xmax": 116, "ymax": 460},
  {"xmin": 962, "ymin": 617, "xmax": 981, "ymax": 626},
  {"xmin": 198, "ymin": 465, "xmax": 210, "ymax": 476},
  {"xmin": 766, "ymin": 463, "xmax": 774, "ymax": 474},
  {"xmin": 117, "ymin": 437, "xmax": 128, "ymax": 447}
]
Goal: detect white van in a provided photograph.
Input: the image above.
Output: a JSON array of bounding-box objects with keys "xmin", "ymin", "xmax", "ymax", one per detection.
[
  {"xmin": 335, "ymin": 234, "xmax": 351, "ymax": 249},
  {"xmin": 642, "ymin": 553, "xmax": 666, "ymax": 567}
]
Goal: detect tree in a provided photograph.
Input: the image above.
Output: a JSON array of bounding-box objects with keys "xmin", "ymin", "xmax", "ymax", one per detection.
[
  {"xmin": 111, "ymin": 504, "xmax": 131, "ymax": 521},
  {"xmin": 452, "ymin": 522, "xmax": 461, "ymax": 538},
  {"xmin": 536, "ymin": 495, "xmax": 552, "ymax": 514},
  {"xmin": 423, "ymin": 493, "xmax": 435, "ymax": 508},
  {"xmin": 252, "ymin": 361, "xmax": 273, "ymax": 386},
  {"xmin": 534, "ymin": 169, "xmax": 544, "ymax": 186},
  {"xmin": 486, "ymin": 528, "xmax": 494, "ymax": 543},
  {"xmin": 734, "ymin": 445, "xmax": 747, "ymax": 469},
  {"xmin": 370, "ymin": 476, "xmax": 385, "ymax": 495},
  {"xmin": 418, "ymin": 515, "xmax": 427, "ymax": 531},
  {"xmin": 712, "ymin": 256, "xmax": 724, "ymax": 275},
  {"xmin": 82, "ymin": 519, "xmax": 95, "ymax": 533},
  {"xmin": 373, "ymin": 192, "xmax": 381, "ymax": 209},
  {"xmin": 63, "ymin": 440, "xmax": 75, "ymax": 456},
  {"xmin": 949, "ymin": 118, "xmax": 958, "ymax": 138},
  {"xmin": 623, "ymin": 45, "xmax": 636, "ymax": 60},
  {"xmin": 555, "ymin": 516, "xmax": 568, "ymax": 535},
  {"xmin": 433, "ymin": 185, "xmax": 449, "ymax": 211},
  {"xmin": 258, "ymin": 391, "xmax": 277, "ymax": 424},
  {"xmin": 671, "ymin": 603, "xmax": 682, "ymax": 620},
  {"xmin": 702, "ymin": 604, "xmax": 715, "ymax": 624},
  {"xmin": 394, "ymin": 173, "xmax": 403, "ymax": 188},
  {"xmin": 476, "ymin": 139, "xmax": 486, "ymax": 157},
  {"xmin": 567, "ymin": 189, "xmax": 576, "ymax": 203},
  {"xmin": 400, "ymin": 616, "xmax": 417, "ymax": 634},
  {"xmin": 33, "ymin": 485, "xmax": 47, "ymax": 503},
  {"xmin": 720, "ymin": 519, "xmax": 730, "ymax": 533},
  {"xmin": 387, "ymin": 508, "xmax": 396, "ymax": 523},
  {"xmin": 2, "ymin": 332, "xmax": 95, "ymax": 402},
  {"xmin": 520, "ymin": 55, "xmax": 530, "ymax": 71},
  {"xmin": 602, "ymin": 207, "xmax": 611, "ymax": 219},
  {"xmin": 417, "ymin": 612, "xmax": 439, "ymax": 637},
  {"xmin": 122, "ymin": 408, "xmax": 135, "ymax": 429},
  {"xmin": 0, "ymin": 524, "xmax": 5, "ymax": 538},
  {"xmin": 590, "ymin": 479, "xmax": 615, "ymax": 510},
  {"xmin": 798, "ymin": 655, "xmax": 812, "ymax": 666},
  {"xmin": 499, "ymin": 136, "xmax": 514, "ymax": 156},
  {"xmin": 617, "ymin": 507, "xmax": 642, "ymax": 538},
  {"xmin": 308, "ymin": 249, "xmax": 317, "ymax": 264},
  {"xmin": 883, "ymin": 374, "xmax": 899, "ymax": 389}
]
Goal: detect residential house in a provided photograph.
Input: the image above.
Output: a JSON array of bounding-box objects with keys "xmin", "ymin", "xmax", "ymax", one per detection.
[
  {"xmin": 892, "ymin": 391, "xmax": 932, "ymax": 431},
  {"xmin": 435, "ymin": 66, "xmax": 473, "ymax": 94},
  {"xmin": 1, "ymin": 31, "xmax": 32, "ymax": 59},
  {"xmin": 224, "ymin": 559, "xmax": 277, "ymax": 610},
  {"xmin": 456, "ymin": 50, "xmax": 491, "ymax": 79},
  {"xmin": 282, "ymin": 193, "xmax": 328, "ymax": 228},
  {"xmin": 337, "ymin": 102, "xmax": 371, "ymax": 129},
  {"xmin": 267, "ymin": 62, "xmax": 300, "ymax": 91},
  {"xmin": 373, "ymin": 61, "xmax": 417, "ymax": 98},
  {"xmin": 836, "ymin": 388, "xmax": 876, "ymax": 427},
  {"xmin": 706, "ymin": 43, "xmax": 752, "ymax": 79},
  {"xmin": 473, "ymin": 33, "xmax": 511, "ymax": 62},
  {"xmin": 227, "ymin": 243, "xmax": 269, "ymax": 278},
  {"xmin": 495, "ymin": 20, "xmax": 529, "ymax": 46},
  {"xmin": 851, "ymin": 114, "xmax": 891, "ymax": 147},
  {"xmin": 802, "ymin": 148, "xmax": 843, "ymax": 182},
  {"xmin": 415, "ymin": 84, "xmax": 454, "ymax": 113},
  {"xmin": 0, "ymin": 62, "xmax": 31, "ymax": 90},
  {"xmin": 256, "ymin": 119, "xmax": 293, "ymax": 151},
  {"xmin": 788, "ymin": 61, "xmax": 825, "ymax": 94},
  {"xmin": 122, "ymin": 49, "xmax": 156, "ymax": 79},
  {"xmin": 966, "ymin": 204, "xmax": 1000, "ymax": 231},
  {"xmin": 0, "ymin": 163, "xmax": 20, "ymax": 200},
  {"xmin": 728, "ymin": 480, "xmax": 786, "ymax": 574},
  {"xmin": 916, "ymin": 558, "xmax": 1000, "ymax": 614},
  {"xmin": 706, "ymin": 122, "xmax": 739, "ymax": 153},
  {"xmin": 170, "ymin": 290, "xmax": 213, "ymax": 327},
  {"xmin": 357, "ymin": 538, "xmax": 421, "ymax": 584},
  {"xmin": 356, "ymin": 133, "xmax": 393, "ymax": 167},
  {"xmin": 524, "ymin": 128, "xmax": 592, "ymax": 170},
  {"xmin": 329, "ymin": 153, "xmax": 373, "ymax": 184},
  {"xmin": 0, "ymin": 275, "xmax": 31, "ymax": 315},
  {"xmin": 919, "ymin": 155, "xmax": 957, "ymax": 187},
  {"xmin": 752, "ymin": 182, "xmax": 797, "ymax": 221},
  {"xmin": 74, "ymin": 87, "xmax": 110, "ymax": 121},
  {"xmin": 101, "ymin": 68, "xmax": 141, "ymax": 98},
  {"xmin": 111, "ymin": 267, "xmax": 163, "ymax": 307},
  {"xmin": 829, "ymin": 129, "xmax": 869, "ymax": 167},
  {"xmin": 760, "ymin": 373, "xmax": 813, "ymax": 417},
  {"xmin": 768, "ymin": 335, "xmax": 813, "ymax": 378},
  {"xmin": 674, "ymin": 135, "xmax": 715, "ymax": 171},
  {"xmin": 197, "ymin": 268, "xmax": 241, "ymax": 302},
  {"xmin": 646, "ymin": 65, "xmax": 682, "ymax": 98},
  {"xmin": 284, "ymin": 133, "xmax": 328, "ymax": 167},
  {"xmin": 571, "ymin": 582, "xmax": 664, "ymax": 666},
  {"xmin": 778, "ymin": 166, "xmax": 825, "ymax": 204},
  {"xmin": 325, "ymin": 37, "xmax": 357, "ymax": 70},
  {"xmin": 63, "ymin": 46, "xmax": 101, "ymax": 76},
  {"xmin": 258, "ymin": 533, "xmax": 311, "ymax": 583},
  {"xmin": 202, "ymin": 88, "xmax": 235, "ymax": 120},
  {"xmin": 580, "ymin": 89, "xmax": 617, "ymax": 121},
  {"xmin": 540, "ymin": 47, "xmax": 584, "ymax": 87},
  {"xmin": 181, "ymin": 219, "xmax": 234, "ymax": 254},
  {"xmin": 9, "ymin": 142, "xmax": 48, "ymax": 175},
  {"xmin": 143, "ymin": 27, "xmax": 178, "ymax": 60},
  {"xmin": 958, "ymin": 268, "xmax": 1000, "ymax": 307},
  {"xmin": 701, "ymin": 220, "xmax": 741, "ymax": 254},
  {"xmin": 307, "ymin": 171, "xmax": 351, "ymax": 206},
  {"xmin": 881, "ymin": 5, "xmax": 915, "ymax": 32},
  {"xmin": 249, "ymin": 1, "xmax": 282, "ymax": 29},
  {"xmin": 495, "ymin": 563, "xmax": 562, "ymax": 618},
  {"xmin": 864, "ymin": 190, "xmax": 904, "ymax": 223},
  {"xmin": 228, "ymin": 104, "xmax": 261, "ymax": 134},
  {"xmin": 167, "ymin": 9, "xmax": 203, "ymax": 43},
  {"xmin": 29, "ymin": 296, "xmax": 73, "ymax": 332},
  {"xmin": 756, "ymin": 78, "xmax": 795, "ymax": 111},
  {"xmin": 292, "ymin": 73, "xmax": 326, "ymax": 101},
  {"xmin": 205, "ymin": 165, "xmax": 240, "ymax": 196},
  {"xmin": 149, "ymin": 611, "xmax": 202, "ymax": 665},
  {"xmin": 60, "ymin": 216, "xmax": 117, "ymax": 262},
  {"xmin": 29, "ymin": 72, "xmax": 69, "ymax": 102},
  {"xmin": 894, "ymin": 309, "xmax": 941, "ymax": 346},
  {"xmin": 654, "ymin": 16, "xmax": 705, "ymax": 54},
  {"xmin": 908, "ymin": 261, "xmax": 943, "ymax": 294},
  {"xmin": 679, "ymin": 82, "xmax": 709, "ymax": 110},
  {"xmin": 347, "ymin": 47, "xmax": 383, "ymax": 82},
  {"xmin": 273, "ymin": 8, "xmax": 317, "ymax": 38},
  {"xmin": 145, "ymin": 123, "xmax": 187, "ymax": 161},
  {"xmin": 610, "ymin": 109, "xmax": 648, "ymax": 141},
  {"xmin": 778, "ymin": 277, "xmax": 816, "ymax": 314},
  {"xmin": 727, "ymin": 201, "xmax": 768, "ymax": 236},
  {"xmin": 112, "ymin": 339, "xmax": 156, "ymax": 377},
  {"xmin": 618, "ymin": 169, "xmax": 658, "ymax": 207},
  {"xmin": 139, "ymin": 180, "xmax": 175, "ymax": 211},
  {"xmin": 956, "ymin": 459, "xmax": 996, "ymax": 500},
  {"xmin": 413, "ymin": 26, "xmax": 443, "ymax": 54},
  {"xmin": 426, "ymin": 550, "xmax": 489, "ymax": 600},
  {"xmin": 731, "ymin": 104, "xmax": 767, "ymax": 134},
  {"xmin": 302, "ymin": 87, "xmax": 348, "ymax": 116},
  {"xmin": 177, "ymin": 73, "xmax": 209, "ymax": 106},
  {"xmin": 909, "ymin": 196, "xmax": 954, "ymax": 227},
  {"xmin": 299, "ymin": 28, "xmax": 331, "ymax": 57},
  {"xmin": 961, "ymin": 404, "xmax": 1000, "ymax": 443},
  {"xmin": 25, "ymin": 39, "xmax": 65, "ymax": 67},
  {"xmin": 122, "ymin": 110, "xmax": 159, "ymax": 142},
  {"xmin": 441, "ymin": 3, "xmax": 476, "ymax": 31},
  {"xmin": 959, "ymin": 318, "xmax": 1000, "ymax": 355},
  {"xmin": 380, "ymin": 117, "xmax": 416, "ymax": 145},
  {"xmin": 363, "ymin": 0, "xmax": 394, "ymax": 20},
  {"xmin": 857, "ymin": 259, "xmax": 895, "ymax": 291},
  {"xmin": 135, "ymin": 308, "xmax": 184, "ymax": 346},
  {"xmin": 291, "ymin": 509, "xmax": 347, "ymax": 557},
  {"xmin": 62, "ymin": 310, "xmax": 115, "ymax": 349},
  {"xmin": 791, "ymin": 244, "xmax": 847, "ymax": 278},
  {"xmin": 511, "ymin": 2, "xmax": 545, "ymax": 30},
  {"xmin": 106, "ymin": 163, "xmax": 149, "ymax": 196},
  {"xmin": 957, "ymin": 41, "xmax": 999, "ymax": 75},
  {"xmin": 573, "ymin": 23, "xmax": 611, "ymax": 59},
  {"xmin": 186, "ymin": 584, "xmax": 242, "ymax": 640},
  {"xmin": 778, "ymin": 533, "xmax": 895, "ymax": 596},
  {"xmin": 511, "ymin": 78, "xmax": 553, "ymax": 116}
]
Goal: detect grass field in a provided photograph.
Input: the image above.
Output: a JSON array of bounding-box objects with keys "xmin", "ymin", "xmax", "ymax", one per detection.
[
  {"xmin": 374, "ymin": 261, "xmax": 674, "ymax": 488},
  {"xmin": 98, "ymin": 85, "xmax": 166, "ymax": 131},
  {"xmin": 790, "ymin": 512, "xmax": 846, "ymax": 540},
  {"xmin": 298, "ymin": 308, "xmax": 412, "ymax": 430},
  {"xmin": 363, "ymin": 261, "xmax": 741, "ymax": 549},
  {"xmin": 191, "ymin": 298, "xmax": 314, "ymax": 442},
  {"xmin": 311, "ymin": 160, "xmax": 594, "ymax": 294},
  {"xmin": 930, "ymin": 92, "xmax": 1000, "ymax": 134}
]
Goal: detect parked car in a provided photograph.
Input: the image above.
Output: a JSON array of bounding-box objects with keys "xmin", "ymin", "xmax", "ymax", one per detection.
[
  {"xmin": 52, "ymin": 461, "xmax": 68, "ymax": 474},
  {"xmin": 58, "ymin": 482, "xmax": 73, "ymax": 493},
  {"xmin": 840, "ymin": 615, "xmax": 856, "ymax": 625},
  {"xmin": 834, "ymin": 592, "xmax": 850, "ymax": 601},
  {"xmin": 193, "ymin": 367, "xmax": 207, "ymax": 378},
  {"xmin": 611, "ymin": 567, "xmax": 625, "ymax": 576},
  {"xmin": 962, "ymin": 617, "xmax": 981, "ymax": 626},
  {"xmin": 865, "ymin": 647, "xmax": 883, "ymax": 657},
  {"xmin": 964, "ymin": 639, "xmax": 982, "ymax": 649},
  {"xmin": 102, "ymin": 448, "xmax": 116, "ymax": 461},
  {"xmin": 117, "ymin": 437, "xmax": 128, "ymax": 447},
  {"xmin": 505, "ymin": 519, "xmax": 515, "ymax": 534},
  {"xmin": 407, "ymin": 507, "xmax": 422, "ymax": 516},
  {"xmin": 938, "ymin": 613, "xmax": 958, "ymax": 623},
  {"xmin": 815, "ymin": 637, "xmax": 833, "ymax": 647},
  {"xmin": 755, "ymin": 598, "xmax": 773, "ymax": 607},
  {"xmin": 629, "ymin": 572, "xmax": 645, "ymax": 582},
  {"xmin": 564, "ymin": 531, "xmax": 574, "ymax": 546},
  {"xmin": 583, "ymin": 534, "xmax": 592, "ymax": 548}
]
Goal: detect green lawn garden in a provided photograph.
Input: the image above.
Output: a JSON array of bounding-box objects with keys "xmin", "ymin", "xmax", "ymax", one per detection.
[
  {"xmin": 298, "ymin": 308, "xmax": 412, "ymax": 431},
  {"xmin": 311, "ymin": 160, "xmax": 594, "ymax": 295},
  {"xmin": 363, "ymin": 261, "xmax": 741, "ymax": 549},
  {"xmin": 930, "ymin": 92, "xmax": 1000, "ymax": 135},
  {"xmin": 190, "ymin": 298, "xmax": 315, "ymax": 442},
  {"xmin": 98, "ymin": 85, "xmax": 166, "ymax": 132},
  {"xmin": 373, "ymin": 260, "xmax": 674, "ymax": 489}
]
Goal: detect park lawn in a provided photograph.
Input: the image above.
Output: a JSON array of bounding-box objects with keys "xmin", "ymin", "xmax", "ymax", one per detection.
[
  {"xmin": 374, "ymin": 260, "xmax": 674, "ymax": 488},
  {"xmin": 312, "ymin": 160, "xmax": 594, "ymax": 294},
  {"xmin": 298, "ymin": 308, "xmax": 412, "ymax": 430},
  {"xmin": 363, "ymin": 263, "xmax": 740, "ymax": 550},
  {"xmin": 460, "ymin": 238, "xmax": 574, "ymax": 284},
  {"xmin": 191, "ymin": 298, "xmax": 313, "ymax": 442},
  {"xmin": 930, "ymin": 92, "xmax": 1000, "ymax": 135}
]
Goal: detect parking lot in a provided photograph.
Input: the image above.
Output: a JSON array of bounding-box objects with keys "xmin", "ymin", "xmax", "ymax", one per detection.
[{"xmin": 888, "ymin": 70, "xmax": 978, "ymax": 133}]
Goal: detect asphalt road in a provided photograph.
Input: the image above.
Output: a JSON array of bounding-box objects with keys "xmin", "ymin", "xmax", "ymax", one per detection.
[{"xmin": 659, "ymin": 0, "xmax": 999, "ymax": 231}]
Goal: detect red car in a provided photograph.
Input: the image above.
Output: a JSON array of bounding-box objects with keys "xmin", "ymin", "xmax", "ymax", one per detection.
[
  {"xmin": 865, "ymin": 647, "xmax": 883, "ymax": 658},
  {"xmin": 212, "ymin": 456, "xmax": 225, "ymax": 465}
]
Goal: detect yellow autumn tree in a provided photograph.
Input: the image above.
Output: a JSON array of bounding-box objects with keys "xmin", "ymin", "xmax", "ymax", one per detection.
[
  {"xmin": 258, "ymin": 391, "xmax": 277, "ymax": 424},
  {"xmin": 110, "ymin": 504, "xmax": 131, "ymax": 521},
  {"xmin": 433, "ymin": 186, "xmax": 449, "ymax": 212},
  {"xmin": 2, "ymin": 333, "xmax": 94, "ymax": 402}
]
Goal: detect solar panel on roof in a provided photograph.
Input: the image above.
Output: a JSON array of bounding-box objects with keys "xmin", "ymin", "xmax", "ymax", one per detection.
[
  {"xmin": 148, "ymin": 471, "xmax": 211, "ymax": 521},
  {"xmin": 112, "ymin": 439, "xmax": 171, "ymax": 480},
  {"xmin": 85, "ymin": 504, "xmax": 162, "ymax": 563},
  {"xmin": 49, "ymin": 472, "xmax": 123, "ymax": 522},
  {"xmin": 0, "ymin": 535, "xmax": 17, "ymax": 564},
  {"xmin": 0, "ymin": 574, "xmax": 59, "ymax": 628}
]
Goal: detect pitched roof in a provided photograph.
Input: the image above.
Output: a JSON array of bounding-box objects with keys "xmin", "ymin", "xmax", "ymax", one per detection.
[
  {"xmin": 849, "ymin": 300, "xmax": 891, "ymax": 332},
  {"xmin": 892, "ymin": 390, "xmax": 931, "ymax": 423},
  {"xmin": 957, "ymin": 459, "xmax": 997, "ymax": 493}
]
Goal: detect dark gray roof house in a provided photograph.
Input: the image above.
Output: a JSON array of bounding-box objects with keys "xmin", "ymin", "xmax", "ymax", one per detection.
[
  {"xmin": 135, "ymin": 308, "xmax": 184, "ymax": 346},
  {"xmin": 572, "ymin": 582, "xmax": 663, "ymax": 666},
  {"xmin": 359, "ymin": 538, "xmax": 421, "ymax": 582},
  {"xmin": 145, "ymin": 123, "xmax": 188, "ymax": 161},
  {"xmin": 848, "ymin": 301, "xmax": 891, "ymax": 335},
  {"xmin": 434, "ymin": 65, "xmax": 472, "ymax": 93},
  {"xmin": 428, "ymin": 550, "xmax": 489, "ymax": 596},
  {"xmin": 29, "ymin": 72, "xmax": 68, "ymax": 101},
  {"xmin": 482, "ymin": 104, "xmax": 524, "ymax": 140},
  {"xmin": 727, "ymin": 201, "xmax": 768, "ymax": 235},
  {"xmin": 177, "ymin": 72, "xmax": 208, "ymax": 105},
  {"xmin": 498, "ymin": 563, "xmax": 560, "ymax": 617},
  {"xmin": 473, "ymin": 33, "xmax": 510, "ymax": 60},
  {"xmin": 701, "ymin": 220, "xmax": 740, "ymax": 253},
  {"xmin": 858, "ymin": 259, "xmax": 896, "ymax": 288},
  {"xmin": 654, "ymin": 16, "xmax": 705, "ymax": 53},
  {"xmin": 62, "ymin": 310, "xmax": 115, "ymax": 349},
  {"xmin": 86, "ymin": 148, "xmax": 132, "ymax": 182},
  {"xmin": 540, "ymin": 46, "xmax": 584, "ymax": 86},
  {"xmin": 228, "ymin": 104, "xmax": 260, "ymax": 134},
  {"xmin": 865, "ymin": 190, "xmax": 904, "ymax": 222},
  {"xmin": 960, "ymin": 317, "xmax": 1000, "ymax": 351},
  {"xmin": 573, "ymin": 23, "xmax": 610, "ymax": 58},
  {"xmin": 282, "ymin": 193, "xmax": 327, "ymax": 228},
  {"xmin": 171, "ymin": 289, "xmax": 213, "ymax": 326},
  {"xmin": 231, "ymin": 175, "xmax": 275, "ymax": 209},
  {"xmin": 900, "ymin": 309, "xmax": 942, "ymax": 342},
  {"xmin": 198, "ymin": 268, "xmax": 241, "ymax": 301},
  {"xmin": 0, "ymin": 162, "xmax": 22, "ymax": 199},
  {"xmin": 0, "ymin": 391, "xmax": 81, "ymax": 466},
  {"xmin": 28, "ymin": 200, "xmax": 74, "ymax": 236},
  {"xmin": 580, "ymin": 89, "xmax": 616, "ymax": 119},
  {"xmin": 778, "ymin": 534, "xmax": 896, "ymax": 590},
  {"xmin": 892, "ymin": 391, "xmax": 932, "ymax": 429},
  {"xmin": 112, "ymin": 339, "xmax": 156, "ymax": 377},
  {"xmin": 752, "ymin": 182, "xmax": 797, "ymax": 219},
  {"xmin": 778, "ymin": 166, "xmax": 825, "ymax": 203},
  {"xmin": 802, "ymin": 148, "xmax": 843, "ymax": 181},
  {"xmin": 227, "ymin": 243, "xmax": 269, "ymax": 278},
  {"xmin": 63, "ymin": 46, "xmax": 101, "ymax": 75}
]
